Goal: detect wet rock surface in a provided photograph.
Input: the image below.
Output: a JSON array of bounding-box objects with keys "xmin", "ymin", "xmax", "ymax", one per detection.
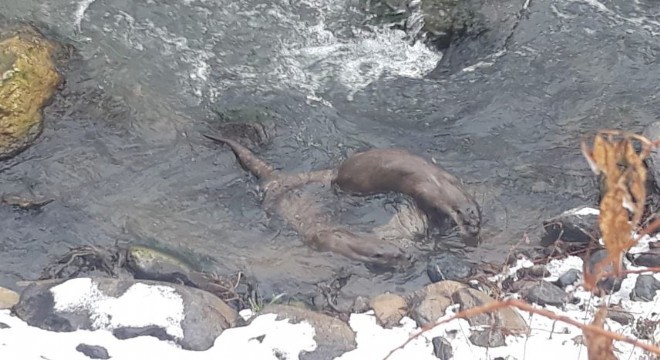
[
  {"xmin": 541, "ymin": 207, "xmax": 600, "ymax": 246},
  {"xmin": 75, "ymin": 344, "xmax": 110, "ymax": 359},
  {"xmin": 426, "ymin": 252, "xmax": 476, "ymax": 282},
  {"xmin": 630, "ymin": 275, "xmax": 660, "ymax": 302},
  {"xmin": 257, "ymin": 304, "xmax": 357, "ymax": 360},
  {"xmin": 0, "ymin": 25, "xmax": 62, "ymax": 160},
  {"xmin": 520, "ymin": 281, "xmax": 570, "ymax": 307},
  {"xmin": 12, "ymin": 277, "xmax": 241, "ymax": 351}
]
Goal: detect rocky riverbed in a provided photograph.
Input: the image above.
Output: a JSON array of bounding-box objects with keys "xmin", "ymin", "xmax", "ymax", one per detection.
[{"xmin": 0, "ymin": 217, "xmax": 659, "ymax": 359}]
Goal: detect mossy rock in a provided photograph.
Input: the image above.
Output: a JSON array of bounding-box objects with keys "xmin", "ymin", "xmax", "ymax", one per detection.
[{"xmin": 0, "ymin": 26, "xmax": 61, "ymax": 160}]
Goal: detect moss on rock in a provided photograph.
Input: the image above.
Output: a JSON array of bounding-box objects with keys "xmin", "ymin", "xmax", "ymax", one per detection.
[{"xmin": 0, "ymin": 27, "xmax": 61, "ymax": 160}]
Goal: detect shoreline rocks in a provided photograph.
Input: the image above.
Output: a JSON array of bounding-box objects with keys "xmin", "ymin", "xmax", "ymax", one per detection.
[{"xmin": 12, "ymin": 277, "xmax": 241, "ymax": 351}]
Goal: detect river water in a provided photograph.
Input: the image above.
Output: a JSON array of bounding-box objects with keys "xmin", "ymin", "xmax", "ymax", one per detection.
[{"xmin": 1, "ymin": 0, "xmax": 659, "ymax": 303}]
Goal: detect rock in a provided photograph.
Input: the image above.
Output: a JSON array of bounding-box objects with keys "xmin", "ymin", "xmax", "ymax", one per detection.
[
  {"xmin": 412, "ymin": 0, "xmax": 457, "ymax": 49},
  {"xmin": 451, "ymin": 288, "xmax": 529, "ymax": 334},
  {"xmin": 431, "ymin": 336, "xmax": 453, "ymax": 359},
  {"xmin": 0, "ymin": 286, "xmax": 19, "ymax": 309},
  {"xmin": 541, "ymin": 206, "xmax": 600, "ymax": 246},
  {"xmin": 369, "ymin": 293, "xmax": 408, "ymax": 328},
  {"xmin": 0, "ymin": 322, "xmax": 9, "ymax": 329},
  {"xmin": 586, "ymin": 249, "xmax": 624, "ymax": 294},
  {"xmin": 75, "ymin": 344, "xmax": 110, "ymax": 359},
  {"xmin": 468, "ymin": 328, "xmax": 507, "ymax": 347},
  {"xmin": 0, "ymin": 25, "xmax": 62, "ymax": 160},
  {"xmin": 125, "ymin": 245, "xmax": 244, "ymax": 305},
  {"xmin": 607, "ymin": 306, "xmax": 634, "ymax": 326},
  {"xmin": 627, "ymin": 249, "xmax": 660, "ymax": 268},
  {"xmin": 427, "ymin": 252, "xmax": 476, "ymax": 282},
  {"xmin": 351, "ymin": 295, "xmax": 370, "ymax": 313},
  {"xmin": 643, "ymin": 122, "xmax": 660, "ymax": 192},
  {"xmin": 407, "ymin": 280, "xmax": 468, "ymax": 327},
  {"xmin": 258, "ymin": 304, "xmax": 356, "ymax": 360},
  {"xmin": 521, "ymin": 281, "xmax": 570, "ymax": 307},
  {"xmin": 516, "ymin": 265, "xmax": 551, "ymax": 279},
  {"xmin": 12, "ymin": 277, "xmax": 241, "ymax": 351},
  {"xmin": 555, "ymin": 269, "xmax": 581, "ymax": 288},
  {"xmin": 429, "ymin": 0, "xmax": 523, "ymax": 75},
  {"xmin": 630, "ymin": 275, "xmax": 660, "ymax": 302}
]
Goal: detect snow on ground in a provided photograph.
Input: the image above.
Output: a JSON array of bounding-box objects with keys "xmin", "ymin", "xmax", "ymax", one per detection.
[{"xmin": 1, "ymin": 227, "xmax": 659, "ymax": 360}]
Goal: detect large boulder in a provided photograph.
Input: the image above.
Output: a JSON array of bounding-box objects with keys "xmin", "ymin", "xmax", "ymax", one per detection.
[
  {"xmin": 12, "ymin": 277, "xmax": 241, "ymax": 351},
  {"xmin": 0, "ymin": 25, "xmax": 62, "ymax": 160}
]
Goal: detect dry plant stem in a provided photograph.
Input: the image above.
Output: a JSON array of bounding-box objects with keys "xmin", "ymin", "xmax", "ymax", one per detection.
[{"xmin": 383, "ymin": 299, "xmax": 660, "ymax": 360}]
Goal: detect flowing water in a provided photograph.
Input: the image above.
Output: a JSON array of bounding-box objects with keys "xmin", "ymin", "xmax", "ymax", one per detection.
[{"xmin": 1, "ymin": 0, "xmax": 659, "ymax": 302}]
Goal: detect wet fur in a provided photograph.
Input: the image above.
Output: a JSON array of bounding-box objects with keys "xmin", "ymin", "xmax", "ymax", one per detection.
[
  {"xmin": 333, "ymin": 148, "xmax": 482, "ymax": 244},
  {"xmin": 203, "ymin": 134, "xmax": 410, "ymax": 265}
]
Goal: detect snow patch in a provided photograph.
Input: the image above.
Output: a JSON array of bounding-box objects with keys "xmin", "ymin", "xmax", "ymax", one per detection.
[{"xmin": 51, "ymin": 278, "xmax": 186, "ymax": 339}]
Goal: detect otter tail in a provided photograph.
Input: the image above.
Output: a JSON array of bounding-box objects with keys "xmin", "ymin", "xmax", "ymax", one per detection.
[{"xmin": 203, "ymin": 133, "xmax": 274, "ymax": 180}]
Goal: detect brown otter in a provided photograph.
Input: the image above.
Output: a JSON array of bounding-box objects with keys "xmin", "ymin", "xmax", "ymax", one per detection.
[
  {"xmin": 332, "ymin": 148, "xmax": 482, "ymax": 244},
  {"xmin": 203, "ymin": 134, "xmax": 413, "ymax": 265}
]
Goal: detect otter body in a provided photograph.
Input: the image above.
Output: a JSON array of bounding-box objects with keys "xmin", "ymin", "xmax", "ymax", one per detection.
[
  {"xmin": 204, "ymin": 134, "xmax": 412, "ymax": 265},
  {"xmin": 333, "ymin": 148, "xmax": 481, "ymax": 243}
]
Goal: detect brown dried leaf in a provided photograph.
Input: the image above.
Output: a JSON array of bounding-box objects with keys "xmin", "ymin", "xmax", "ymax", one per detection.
[
  {"xmin": 583, "ymin": 306, "xmax": 617, "ymax": 360},
  {"xmin": 581, "ymin": 131, "xmax": 657, "ymax": 279}
]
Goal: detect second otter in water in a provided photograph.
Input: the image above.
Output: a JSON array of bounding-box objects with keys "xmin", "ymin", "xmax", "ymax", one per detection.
[
  {"xmin": 333, "ymin": 148, "xmax": 482, "ymax": 244},
  {"xmin": 203, "ymin": 134, "xmax": 413, "ymax": 266}
]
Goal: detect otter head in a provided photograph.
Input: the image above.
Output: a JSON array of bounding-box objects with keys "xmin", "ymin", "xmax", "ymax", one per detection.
[
  {"xmin": 452, "ymin": 198, "xmax": 482, "ymax": 246},
  {"xmin": 425, "ymin": 188, "xmax": 482, "ymax": 246},
  {"xmin": 312, "ymin": 229, "xmax": 410, "ymax": 266}
]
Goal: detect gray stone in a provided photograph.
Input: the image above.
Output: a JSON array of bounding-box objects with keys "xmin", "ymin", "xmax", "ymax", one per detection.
[
  {"xmin": 431, "ymin": 336, "xmax": 453, "ymax": 359},
  {"xmin": 468, "ymin": 328, "xmax": 506, "ymax": 348},
  {"xmin": 12, "ymin": 277, "xmax": 241, "ymax": 351},
  {"xmin": 521, "ymin": 281, "xmax": 570, "ymax": 307},
  {"xmin": 258, "ymin": 304, "xmax": 356, "ymax": 360},
  {"xmin": 630, "ymin": 275, "xmax": 660, "ymax": 302},
  {"xmin": 0, "ymin": 322, "xmax": 9, "ymax": 329},
  {"xmin": 429, "ymin": 0, "xmax": 523, "ymax": 75},
  {"xmin": 75, "ymin": 344, "xmax": 110, "ymax": 359},
  {"xmin": 627, "ymin": 249, "xmax": 660, "ymax": 268},
  {"xmin": 516, "ymin": 265, "xmax": 551, "ymax": 279},
  {"xmin": 427, "ymin": 252, "xmax": 476, "ymax": 282},
  {"xmin": 586, "ymin": 249, "xmax": 624, "ymax": 294},
  {"xmin": 541, "ymin": 206, "xmax": 600, "ymax": 246},
  {"xmin": 555, "ymin": 269, "xmax": 581, "ymax": 288},
  {"xmin": 451, "ymin": 288, "xmax": 529, "ymax": 334},
  {"xmin": 607, "ymin": 307, "xmax": 634, "ymax": 326}
]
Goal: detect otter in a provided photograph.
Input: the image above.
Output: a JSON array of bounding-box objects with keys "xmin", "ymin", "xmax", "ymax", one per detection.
[
  {"xmin": 332, "ymin": 148, "xmax": 482, "ymax": 244},
  {"xmin": 203, "ymin": 134, "xmax": 414, "ymax": 265}
]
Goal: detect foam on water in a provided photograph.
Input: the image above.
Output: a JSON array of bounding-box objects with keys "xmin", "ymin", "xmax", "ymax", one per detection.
[{"xmin": 276, "ymin": 0, "xmax": 442, "ymax": 101}]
